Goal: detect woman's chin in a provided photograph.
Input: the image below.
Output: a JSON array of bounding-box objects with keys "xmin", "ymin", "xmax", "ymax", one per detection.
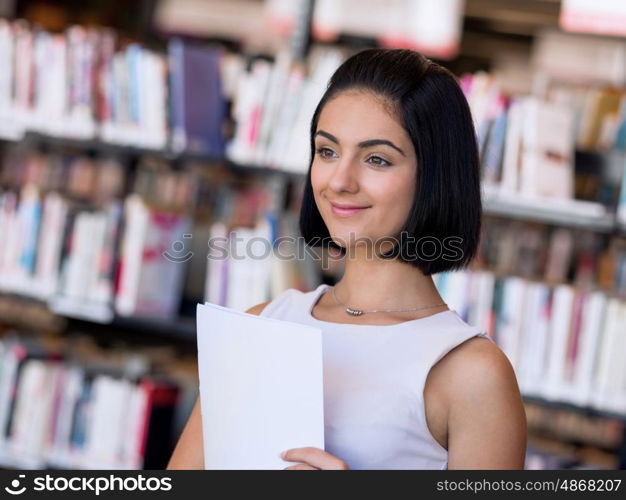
[{"xmin": 327, "ymin": 231, "xmax": 360, "ymax": 247}]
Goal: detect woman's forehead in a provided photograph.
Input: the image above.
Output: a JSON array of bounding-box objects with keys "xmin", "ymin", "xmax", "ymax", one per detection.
[{"xmin": 317, "ymin": 93, "xmax": 409, "ymax": 146}]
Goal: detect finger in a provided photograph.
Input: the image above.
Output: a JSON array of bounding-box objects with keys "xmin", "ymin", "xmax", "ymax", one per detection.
[
  {"xmin": 283, "ymin": 464, "xmax": 318, "ymax": 470},
  {"xmin": 281, "ymin": 447, "xmax": 347, "ymax": 470}
]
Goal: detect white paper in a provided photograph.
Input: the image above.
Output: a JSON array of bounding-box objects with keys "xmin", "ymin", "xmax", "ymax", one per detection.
[{"xmin": 196, "ymin": 302, "xmax": 324, "ymax": 469}]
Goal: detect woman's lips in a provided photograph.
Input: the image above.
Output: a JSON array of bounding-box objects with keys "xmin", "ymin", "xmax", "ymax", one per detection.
[{"xmin": 330, "ymin": 201, "xmax": 370, "ymax": 217}]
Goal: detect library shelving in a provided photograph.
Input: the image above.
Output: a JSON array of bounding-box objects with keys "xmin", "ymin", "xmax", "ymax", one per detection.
[
  {"xmin": 2, "ymin": 132, "xmax": 622, "ymax": 233},
  {"xmin": 2, "ymin": 4, "xmax": 626, "ymax": 470}
]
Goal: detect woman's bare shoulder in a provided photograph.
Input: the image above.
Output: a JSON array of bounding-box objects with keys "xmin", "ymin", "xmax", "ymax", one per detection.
[
  {"xmin": 431, "ymin": 336, "xmax": 527, "ymax": 468},
  {"xmin": 431, "ymin": 336, "xmax": 519, "ymax": 404},
  {"xmin": 441, "ymin": 336, "xmax": 514, "ymax": 386}
]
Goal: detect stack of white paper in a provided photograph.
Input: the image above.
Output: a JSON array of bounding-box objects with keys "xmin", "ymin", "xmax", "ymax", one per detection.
[{"xmin": 196, "ymin": 302, "xmax": 324, "ymax": 469}]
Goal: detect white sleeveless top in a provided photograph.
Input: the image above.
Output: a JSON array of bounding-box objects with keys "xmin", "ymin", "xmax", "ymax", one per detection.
[{"xmin": 260, "ymin": 283, "xmax": 493, "ymax": 470}]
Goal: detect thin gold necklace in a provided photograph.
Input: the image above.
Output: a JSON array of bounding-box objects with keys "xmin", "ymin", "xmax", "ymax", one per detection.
[{"xmin": 331, "ymin": 286, "xmax": 448, "ymax": 317}]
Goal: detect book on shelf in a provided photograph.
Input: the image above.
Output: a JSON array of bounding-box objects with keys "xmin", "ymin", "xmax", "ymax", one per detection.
[
  {"xmin": 226, "ymin": 46, "xmax": 345, "ymax": 173},
  {"xmin": 55, "ymin": 201, "xmax": 122, "ymax": 309},
  {"xmin": 569, "ymin": 291, "xmax": 607, "ymax": 407},
  {"xmin": 590, "ymin": 298, "xmax": 626, "ymax": 415},
  {"xmin": 253, "ymin": 50, "xmax": 296, "ymax": 167},
  {"xmin": 515, "ymin": 281, "xmax": 552, "ymax": 398},
  {"xmin": 222, "ymin": 220, "xmax": 274, "ymax": 312},
  {"xmin": 0, "ymin": 145, "xmax": 318, "ymax": 323},
  {"xmin": 205, "ymin": 221, "xmax": 229, "ymax": 309},
  {"xmin": 481, "ymin": 97, "xmax": 508, "ymax": 186},
  {"xmin": 115, "ymin": 194, "xmax": 191, "ymax": 319},
  {"xmin": 474, "ymin": 93, "xmax": 576, "ymax": 199},
  {"xmin": 282, "ymin": 47, "xmax": 344, "ymax": 173},
  {"xmin": 532, "ymin": 29, "xmax": 626, "ymax": 88},
  {"xmin": 0, "ymin": 17, "xmax": 353, "ymax": 175},
  {"xmin": 544, "ymin": 228, "xmax": 574, "ymax": 284},
  {"xmin": 480, "ymin": 217, "xmax": 626, "ymax": 293},
  {"xmin": 520, "ymin": 97, "xmax": 575, "ymax": 199},
  {"xmin": 434, "ymin": 268, "xmax": 626, "ymax": 415},
  {"xmin": 0, "ymin": 149, "xmax": 191, "ymax": 321},
  {"xmin": 312, "ymin": 0, "xmax": 463, "ymax": 59},
  {"xmin": 560, "ymin": 0, "xmax": 626, "ymax": 38},
  {"xmin": 226, "ymin": 55, "xmax": 274, "ymax": 166},
  {"xmin": 99, "ymin": 43, "xmax": 168, "ymax": 149},
  {"xmin": 3, "ymin": 22, "xmax": 99, "ymax": 141},
  {"xmin": 0, "ymin": 151, "xmax": 128, "ymax": 315},
  {"xmin": 0, "ymin": 335, "xmax": 186, "ymax": 469},
  {"xmin": 463, "ymin": 67, "xmax": 626, "ymax": 224},
  {"xmin": 168, "ymin": 38, "xmax": 227, "ymax": 157},
  {"xmin": 199, "ymin": 174, "xmax": 318, "ymax": 311},
  {"xmin": 0, "ymin": 19, "xmax": 196, "ymax": 151},
  {"xmin": 542, "ymin": 285, "xmax": 576, "ymax": 402},
  {"xmin": 262, "ymin": 59, "xmax": 307, "ymax": 169},
  {"xmin": 203, "ymin": 211, "xmax": 319, "ymax": 312},
  {"xmin": 576, "ymin": 89, "xmax": 623, "ymax": 152}
]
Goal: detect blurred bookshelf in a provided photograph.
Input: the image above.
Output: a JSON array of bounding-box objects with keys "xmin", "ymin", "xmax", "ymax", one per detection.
[
  {"xmin": 0, "ymin": 0, "xmax": 626, "ymax": 471},
  {"xmin": 0, "ymin": 131, "xmax": 621, "ymax": 234},
  {"xmin": 482, "ymin": 184, "xmax": 616, "ymax": 233}
]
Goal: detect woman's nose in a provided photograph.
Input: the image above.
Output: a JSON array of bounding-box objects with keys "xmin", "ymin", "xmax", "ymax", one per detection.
[{"xmin": 328, "ymin": 157, "xmax": 359, "ymax": 193}]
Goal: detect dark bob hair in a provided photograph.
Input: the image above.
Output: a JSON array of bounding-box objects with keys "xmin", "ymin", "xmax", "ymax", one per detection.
[{"xmin": 298, "ymin": 48, "xmax": 482, "ymax": 276}]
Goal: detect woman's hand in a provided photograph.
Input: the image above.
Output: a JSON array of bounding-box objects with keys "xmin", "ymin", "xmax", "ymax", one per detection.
[{"xmin": 280, "ymin": 447, "xmax": 349, "ymax": 470}]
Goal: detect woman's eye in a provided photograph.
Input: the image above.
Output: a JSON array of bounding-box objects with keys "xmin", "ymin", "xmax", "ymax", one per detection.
[
  {"xmin": 367, "ymin": 155, "xmax": 391, "ymax": 167},
  {"xmin": 315, "ymin": 147, "xmax": 336, "ymax": 159}
]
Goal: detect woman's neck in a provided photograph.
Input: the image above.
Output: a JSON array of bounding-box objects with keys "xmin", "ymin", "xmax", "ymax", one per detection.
[{"xmin": 332, "ymin": 250, "xmax": 445, "ymax": 311}]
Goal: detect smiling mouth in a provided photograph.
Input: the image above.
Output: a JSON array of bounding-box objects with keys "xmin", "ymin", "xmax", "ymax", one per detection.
[{"xmin": 329, "ymin": 202, "xmax": 371, "ymax": 217}]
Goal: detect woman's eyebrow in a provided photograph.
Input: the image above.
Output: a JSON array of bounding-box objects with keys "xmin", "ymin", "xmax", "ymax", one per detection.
[{"xmin": 315, "ymin": 130, "xmax": 406, "ymax": 157}]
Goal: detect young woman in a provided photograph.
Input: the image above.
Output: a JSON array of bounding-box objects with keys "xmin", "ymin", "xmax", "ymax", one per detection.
[{"xmin": 168, "ymin": 48, "xmax": 527, "ymax": 470}]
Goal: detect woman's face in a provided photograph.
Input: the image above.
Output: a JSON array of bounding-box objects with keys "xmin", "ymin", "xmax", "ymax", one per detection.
[{"xmin": 311, "ymin": 90, "xmax": 417, "ymax": 253}]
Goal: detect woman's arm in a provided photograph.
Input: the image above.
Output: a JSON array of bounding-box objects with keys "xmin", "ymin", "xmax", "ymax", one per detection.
[
  {"xmin": 166, "ymin": 301, "xmax": 270, "ymax": 469},
  {"xmin": 166, "ymin": 396, "xmax": 204, "ymax": 469},
  {"xmin": 434, "ymin": 337, "xmax": 527, "ymax": 469}
]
